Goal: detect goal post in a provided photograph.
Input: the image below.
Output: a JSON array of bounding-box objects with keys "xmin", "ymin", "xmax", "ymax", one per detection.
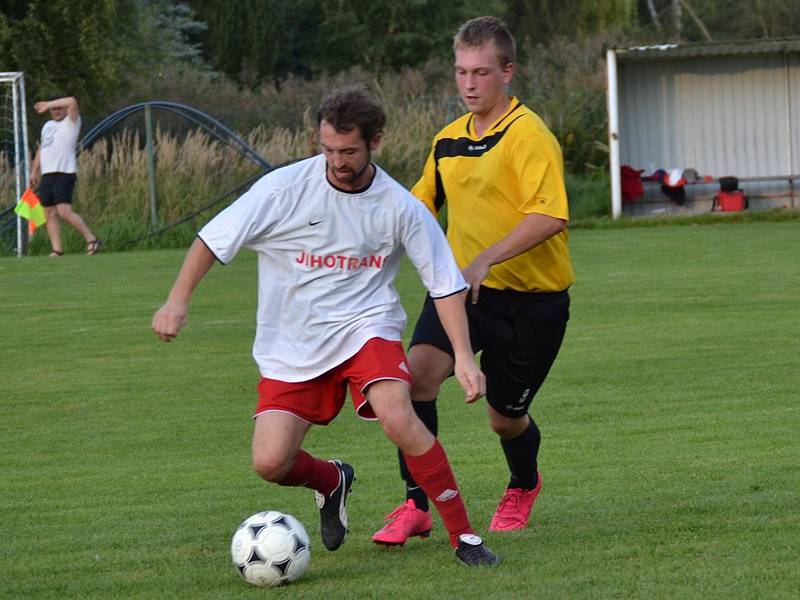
[{"xmin": 1, "ymin": 72, "xmax": 31, "ymax": 257}]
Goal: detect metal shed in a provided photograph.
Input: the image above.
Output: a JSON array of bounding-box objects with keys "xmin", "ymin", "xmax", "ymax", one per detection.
[{"xmin": 606, "ymin": 39, "xmax": 800, "ymax": 218}]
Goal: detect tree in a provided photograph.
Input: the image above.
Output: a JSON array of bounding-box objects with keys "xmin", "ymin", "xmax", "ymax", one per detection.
[
  {"xmin": 312, "ymin": 0, "xmax": 505, "ymax": 74},
  {"xmin": 189, "ymin": 0, "xmax": 504, "ymax": 85},
  {"xmin": 189, "ymin": 0, "xmax": 320, "ymax": 85},
  {"xmin": 0, "ymin": 0, "xmax": 128, "ymax": 115},
  {"xmin": 505, "ymin": 0, "xmax": 637, "ymax": 49},
  {"xmin": 678, "ymin": 0, "xmax": 712, "ymax": 41},
  {"xmin": 635, "ymin": 0, "xmax": 800, "ymax": 41},
  {"xmin": 0, "ymin": 1, "xmax": 207, "ymax": 115}
]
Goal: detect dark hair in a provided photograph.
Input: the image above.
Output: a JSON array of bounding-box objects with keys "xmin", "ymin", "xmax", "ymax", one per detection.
[
  {"xmin": 316, "ymin": 86, "xmax": 386, "ymax": 143},
  {"xmin": 453, "ymin": 16, "xmax": 516, "ymax": 66}
]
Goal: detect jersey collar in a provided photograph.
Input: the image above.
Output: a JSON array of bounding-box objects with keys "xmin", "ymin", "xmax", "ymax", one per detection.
[
  {"xmin": 466, "ymin": 96, "xmax": 523, "ymax": 139},
  {"xmin": 324, "ymin": 162, "xmax": 378, "ymax": 194}
]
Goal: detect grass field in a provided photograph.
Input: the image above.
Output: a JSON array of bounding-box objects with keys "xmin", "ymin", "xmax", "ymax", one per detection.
[{"xmin": 2, "ymin": 221, "xmax": 798, "ymax": 599}]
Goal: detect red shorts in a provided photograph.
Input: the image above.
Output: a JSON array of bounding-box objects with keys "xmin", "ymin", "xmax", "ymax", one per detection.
[{"xmin": 254, "ymin": 338, "xmax": 412, "ymax": 425}]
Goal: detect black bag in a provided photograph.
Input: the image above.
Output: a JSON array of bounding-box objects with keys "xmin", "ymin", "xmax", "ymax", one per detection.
[{"xmin": 719, "ymin": 176, "xmax": 739, "ymax": 193}]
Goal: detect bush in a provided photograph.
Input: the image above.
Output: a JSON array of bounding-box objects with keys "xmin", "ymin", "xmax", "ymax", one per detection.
[{"xmin": 567, "ymin": 174, "xmax": 611, "ymax": 221}]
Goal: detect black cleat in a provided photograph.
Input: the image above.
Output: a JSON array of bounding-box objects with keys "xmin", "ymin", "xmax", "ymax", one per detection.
[
  {"xmin": 315, "ymin": 460, "xmax": 355, "ymax": 551},
  {"xmin": 455, "ymin": 534, "xmax": 501, "ymax": 566}
]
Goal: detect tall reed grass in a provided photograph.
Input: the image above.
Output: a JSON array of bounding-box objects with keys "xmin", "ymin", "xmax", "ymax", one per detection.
[{"xmin": 7, "ymin": 86, "xmax": 609, "ymax": 256}]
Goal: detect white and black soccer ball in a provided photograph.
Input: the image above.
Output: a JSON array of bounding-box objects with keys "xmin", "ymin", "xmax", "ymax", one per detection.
[{"xmin": 231, "ymin": 510, "xmax": 311, "ymax": 587}]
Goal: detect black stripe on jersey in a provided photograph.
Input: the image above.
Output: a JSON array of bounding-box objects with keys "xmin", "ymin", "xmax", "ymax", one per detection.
[
  {"xmin": 434, "ymin": 130, "xmax": 503, "ymax": 160},
  {"xmin": 431, "ymin": 108, "xmax": 529, "ymax": 211},
  {"xmin": 429, "ymin": 285, "xmax": 469, "ymax": 300},
  {"xmin": 434, "ymin": 168, "xmax": 446, "ymax": 212},
  {"xmin": 463, "ymin": 98, "xmax": 522, "ymax": 138},
  {"xmin": 492, "ymin": 98, "xmax": 523, "ymax": 130},
  {"xmin": 434, "ymin": 112, "xmax": 528, "ymax": 161}
]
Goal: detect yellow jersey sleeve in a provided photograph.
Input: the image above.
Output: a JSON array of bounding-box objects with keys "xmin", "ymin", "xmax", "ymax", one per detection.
[
  {"xmin": 410, "ymin": 142, "xmax": 440, "ymax": 217},
  {"xmin": 508, "ymin": 115, "xmax": 570, "ymax": 221}
]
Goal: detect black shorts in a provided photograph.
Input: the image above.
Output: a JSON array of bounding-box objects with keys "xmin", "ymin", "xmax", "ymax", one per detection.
[
  {"xmin": 410, "ymin": 286, "xmax": 570, "ymax": 418},
  {"xmin": 37, "ymin": 172, "xmax": 77, "ymax": 207}
]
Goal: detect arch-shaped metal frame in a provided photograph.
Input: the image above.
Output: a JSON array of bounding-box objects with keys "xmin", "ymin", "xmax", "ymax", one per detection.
[{"xmin": 79, "ymin": 101, "xmax": 272, "ymax": 170}]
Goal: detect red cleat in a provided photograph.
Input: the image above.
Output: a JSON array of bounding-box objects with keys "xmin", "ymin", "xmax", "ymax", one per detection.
[
  {"xmin": 372, "ymin": 499, "xmax": 433, "ymax": 546},
  {"xmin": 489, "ymin": 472, "xmax": 542, "ymax": 532}
]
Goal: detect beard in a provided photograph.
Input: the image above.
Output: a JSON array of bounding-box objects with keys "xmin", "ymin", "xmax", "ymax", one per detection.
[{"xmin": 327, "ymin": 154, "xmax": 372, "ymax": 187}]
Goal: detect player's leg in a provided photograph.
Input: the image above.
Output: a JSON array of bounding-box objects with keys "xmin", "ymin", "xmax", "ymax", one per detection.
[
  {"xmin": 373, "ymin": 295, "xmax": 456, "ymax": 545},
  {"xmin": 484, "ymin": 290, "xmax": 569, "ymax": 531},
  {"xmin": 52, "ymin": 174, "xmax": 98, "ymax": 251},
  {"xmin": 367, "ymin": 379, "xmax": 499, "ymax": 565},
  {"xmin": 38, "ymin": 176, "xmax": 63, "ymax": 255},
  {"xmin": 486, "ymin": 407, "xmax": 543, "ymax": 531},
  {"xmin": 44, "ymin": 206, "xmax": 63, "ymax": 255},
  {"xmin": 403, "ymin": 342, "xmax": 452, "ymax": 502},
  {"xmin": 251, "ymin": 410, "xmax": 313, "ymax": 484},
  {"xmin": 56, "ymin": 203, "xmax": 96, "ymax": 243},
  {"xmin": 252, "ymin": 375, "xmax": 355, "ymax": 551}
]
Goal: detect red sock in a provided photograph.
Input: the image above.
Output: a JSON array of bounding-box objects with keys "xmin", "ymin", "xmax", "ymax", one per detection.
[
  {"xmin": 403, "ymin": 440, "xmax": 474, "ymax": 548},
  {"xmin": 278, "ymin": 450, "xmax": 340, "ymax": 496}
]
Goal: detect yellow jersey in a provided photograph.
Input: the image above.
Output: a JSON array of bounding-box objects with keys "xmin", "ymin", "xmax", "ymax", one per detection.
[{"xmin": 411, "ymin": 97, "xmax": 575, "ymax": 293}]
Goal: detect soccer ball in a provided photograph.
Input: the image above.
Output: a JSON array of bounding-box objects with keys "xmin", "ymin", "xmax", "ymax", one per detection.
[{"xmin": 231, "ymin": 510, "xmax": 311, "ymax": 587}]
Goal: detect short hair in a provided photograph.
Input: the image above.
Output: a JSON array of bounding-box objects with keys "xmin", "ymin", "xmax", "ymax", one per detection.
[
  {"xmin": 316, "ymin": 86, "xmax": 386, "ymax": 144},
  {"xmin": 453, "ymin": 16, "xmax": 516, "ymax": 67}
]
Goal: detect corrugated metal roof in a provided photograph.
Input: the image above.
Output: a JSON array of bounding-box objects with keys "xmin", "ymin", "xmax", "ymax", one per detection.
[{"xmin": 614, "ymin": 38, "xmax": 800, "ymax": 62}]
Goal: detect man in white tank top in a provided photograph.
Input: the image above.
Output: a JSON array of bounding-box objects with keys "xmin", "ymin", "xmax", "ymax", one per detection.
[
  {"xmin": 151, "ymin": 87, "xmax": 501, "ymax": 567},
  {"xmin": 29, "ymin": 96, "xmax": 100, "ymax": 257}
]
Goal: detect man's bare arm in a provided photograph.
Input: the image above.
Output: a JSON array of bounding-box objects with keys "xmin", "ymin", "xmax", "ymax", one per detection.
[
  {"xmin": 151, "ymin": 239, "xmax": 217, "ymax": 342},
  {"xmin": 431, "ymin": 290, "xmax": 486, "ymax": 402},
  {"xmin": 34, "ymin": 96, "xmax": 79, "ymax": 122},
  {"xmin": 462, "ymin": 213, "xmax": 565, "ymax": 303}
]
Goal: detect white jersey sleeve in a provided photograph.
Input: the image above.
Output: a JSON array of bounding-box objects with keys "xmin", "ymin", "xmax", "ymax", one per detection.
[
  {"xmin": 399, "ymin": 197, "xmax": 467, "ymax": 298},
  {"xmin": 197, "ymin": 175, "xmax": 279, "ymax": 264}
]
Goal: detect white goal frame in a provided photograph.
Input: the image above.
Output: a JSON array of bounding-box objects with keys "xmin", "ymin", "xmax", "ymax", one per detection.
[{"xmin": 1, "ymin": 72, "xmax": 31, "ymax": 257}]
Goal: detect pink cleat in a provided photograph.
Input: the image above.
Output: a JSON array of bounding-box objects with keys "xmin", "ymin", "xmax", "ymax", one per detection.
[
  {"xmin": 489, "ymin": 472, "xmax": 542, "ymax": 532},
  {"xmin": 372, "ymin": 499, "xmax": 433, "ymax": 546}
]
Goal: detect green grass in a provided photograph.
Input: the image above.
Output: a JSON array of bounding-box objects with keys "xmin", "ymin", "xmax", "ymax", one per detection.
[{"xmin": 1, "ymin": 221, "xmax": 798, "ymax": 599}]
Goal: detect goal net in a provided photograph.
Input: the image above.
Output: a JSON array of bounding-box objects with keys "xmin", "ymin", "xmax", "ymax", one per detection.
[{"xmin": 0, "ymin": 72, "xmax": 31, "ymax": 257}]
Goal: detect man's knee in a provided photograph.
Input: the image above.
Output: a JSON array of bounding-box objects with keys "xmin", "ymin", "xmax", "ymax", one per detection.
[
  {"xmin": 252, "ymin": 451, "xmax": 292, "ymax": 483},
  {"xmin": 55, "ymin": 203, "xmax": 74, "ymax": 217},
  {"xmin": 408, "ymin": 344, "xmax": 453, "ymax": 400},
  {"xmin": 367, "ymin": 381, "xmax": 424, "ymax": 446},
  {"xmin": 380, "ymin": 406, "xmax": 415, "ymax": 441},
  {"xmin": 383, "ymin": 412, "xmax": 433, "ymax": 455},
  {"xmin": 489, "ymin": 409, "xmax": 530, "ymax": 439}
]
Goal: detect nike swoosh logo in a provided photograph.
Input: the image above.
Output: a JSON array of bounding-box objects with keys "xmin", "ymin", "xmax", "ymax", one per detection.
[{"xmin": 309, "ymin": 219, "xmax": 326, "ymax": 226}]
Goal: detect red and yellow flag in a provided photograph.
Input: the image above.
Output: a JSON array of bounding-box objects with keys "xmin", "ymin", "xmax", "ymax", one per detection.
[{"xmin": 14, "ymin": 188, "xmax": 47, "ymax": 236}]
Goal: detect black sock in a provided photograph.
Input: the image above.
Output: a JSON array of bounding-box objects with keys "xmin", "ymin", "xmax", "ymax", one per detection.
[
  {"xmin": 397, "ymin": 399, "xmax": 438, "ymax": 512},
  {"xmin": 500, "ymin": 417, "xmax": 540, "ymax": 490}
]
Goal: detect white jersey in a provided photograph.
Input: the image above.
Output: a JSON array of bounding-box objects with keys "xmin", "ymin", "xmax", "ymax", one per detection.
[
  {"xmin": 39, "ymin": 116, "xmax": 80, "ymax": 174},
  {"xmin": 198, "ymin": 153, "xmax": 466, "ymax": 382}
]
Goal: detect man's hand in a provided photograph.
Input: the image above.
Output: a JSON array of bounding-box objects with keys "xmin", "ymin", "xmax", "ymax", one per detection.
[
  {"xmin": 462, "ymin": 256, "xmax": 491, "ymax": 304},
  {"xmin": 453, "ymin": 353, "xmax": 486, "ymax": 403},
  {"xmin": 151, "ymin": 300, "xmax": 189, "ymax": 342},
  {"xmin": 33, "ymin": 101, "xmax": 49, "ymax": 114},
  {"xmin": 460, "ymin": 213, "xmax": 568, "ymax": 304},
  {"xmin": 28, "ymin": 172, "xmax": 39, "ymax": 188}
]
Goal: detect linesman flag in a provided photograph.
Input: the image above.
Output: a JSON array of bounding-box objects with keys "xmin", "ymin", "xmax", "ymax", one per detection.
[{"xmin": 14, "ymin": 188, "xmax": 47, "ymax": 236}]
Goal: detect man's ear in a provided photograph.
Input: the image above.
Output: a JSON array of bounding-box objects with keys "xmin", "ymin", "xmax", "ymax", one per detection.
[
  {"xmin": 502, "ymin": 62, "xmax": 514, "ymax": 85},
  {"xmin": 369, "ymin": 134, "xmax": 382, "ymax": 152}
]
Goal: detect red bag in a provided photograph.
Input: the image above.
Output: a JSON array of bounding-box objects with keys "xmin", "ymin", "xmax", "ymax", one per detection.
[
  {"xmin": 621, "ymin": 165, "xmax": 644, "ymax": 203},
  {"xmin": 714, "ymin": 190, "xmax": 747, "ymax": 212}
]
